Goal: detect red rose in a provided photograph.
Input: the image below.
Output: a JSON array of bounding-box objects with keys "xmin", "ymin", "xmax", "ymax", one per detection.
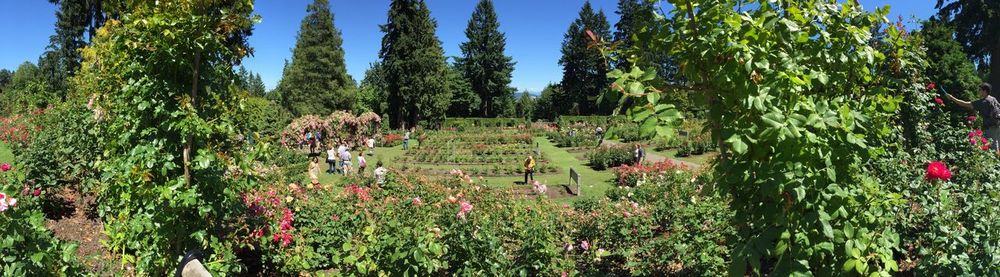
[
  {"xmin": 925, "ymin": 161, "xmax": 952, "ymax": 181},
  {"xmin": 934, "ymin": 97, "xmax": 944, "ymax": 105},
  {"xmin": 32, "ymin": 188, "xmax": 41, "ymax": 197},
  {"xmin": 927, "ymin": 83, "xmax": 937, "ymax": 90},
  {"xmin": 968, "ymin": 115, "xmax": 977, "ymax": 122}
]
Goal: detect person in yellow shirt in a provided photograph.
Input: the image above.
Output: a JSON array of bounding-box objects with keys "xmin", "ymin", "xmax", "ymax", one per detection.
[{"xmin": 523, "ymin": 155, "xmax": 536, "ymax": 184}]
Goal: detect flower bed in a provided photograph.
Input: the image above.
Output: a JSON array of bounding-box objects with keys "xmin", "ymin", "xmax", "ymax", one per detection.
[
  {"xmin": 395, "ymin": 130, "xmax": 549, "ymax": 177},
  {"xmin": 237, "ymin": 168, "xmax": 731, "ymax": 275}
]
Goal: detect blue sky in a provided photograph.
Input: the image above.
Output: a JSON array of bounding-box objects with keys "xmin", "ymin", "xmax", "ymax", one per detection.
[{"xmin": 1, "ymin": 0, "xmax": 937, "ymax": 93}]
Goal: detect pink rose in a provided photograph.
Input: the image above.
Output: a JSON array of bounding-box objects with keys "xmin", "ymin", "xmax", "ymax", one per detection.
[{"xmin": 0, "ymin": 163, "xmax": 10, "ymax": 172}]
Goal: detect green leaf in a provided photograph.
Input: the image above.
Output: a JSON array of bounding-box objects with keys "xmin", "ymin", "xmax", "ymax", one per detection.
[{"xmin": 726, "ymin": 135, "xmax": 748, "ymax": 154}]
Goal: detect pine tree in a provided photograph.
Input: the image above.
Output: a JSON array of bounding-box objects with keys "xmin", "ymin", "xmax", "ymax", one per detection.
[
  {"xmin": 612, "ymin": 0, "xmax": 654, "ymax": 71},
  {"xmin": 456, "ymin": 0, "xmax": 515, "ymax": 117},
  {"xmin": 921, "ymin": 17, "xmax": 982, "ymax": 100},
  {"xmin": 516, "ymin": 90, "xmax": 535, "ymax": 119},
  {"xmin": 445, "ymin": 64, "xmax": 480, "ymax": 117},
  {"xmin": 558, "ymin": 1, "xmax": 612, "ymax": 115},
  {"xmin": 356, "ymin": 62, "xmax": 388, "ymax": 114},
  {"xmin": 44, "ymin": 0, "xmax": 108, "ymax": 99},
  {"xmin": 276, "ymin": 0, "xmax": 355, "ymax": 116},
  {"xmin": 936, "ymin": 0, "xmax": 1000, "ymax": 88},
  {"xmin": 380, "ymin": 0, "xmax": 452, "ymax": 128}
]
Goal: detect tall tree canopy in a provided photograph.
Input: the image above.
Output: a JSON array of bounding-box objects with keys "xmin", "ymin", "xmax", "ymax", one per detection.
[
  {"xmin": 236, "ymin": 65, "xmax": 266, "ymax": 97},
  {"xmin": 456, "ymin": 0, "xmax": 515, "ymax": 117},
  {"xmin": 74, "ymin": 0, "xmax": 257, "ymax": 272},
  {"xmin": 445, "ymin": 63, "xmax": 480, "ymax": 117},
  {"xmin": 921, "ymin": 17, "xmax": 982, "ymax": 101},
  {"xmin": 276, "ymin": 0, "xmax": 355, "ymax": 116},
  {"xmin": 612, "ymin": 0, "xmax": 655, "ymax": 71},
  {"xmin": 356, "ymin": 62, "xmax": 388, "ymax": 115},
  {"xmin": 558, "ymin": 1, "xmax": 612, "ymax": 115},
  {"xmin": 44, "ymin": 0, "xmax": 110, "ymax": 97},
  {"xmin": 379, "ymin": 0, "xmax": 452, "ymax": 128},
  {"xmin": 936, "ymin": 0, "xmax": 1000, "ymax": 87}
]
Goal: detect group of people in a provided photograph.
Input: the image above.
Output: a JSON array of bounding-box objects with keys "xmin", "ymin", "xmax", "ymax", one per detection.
[{"xmin": 302, "ymin": 129, "xmax": 388, "ymax": 186}]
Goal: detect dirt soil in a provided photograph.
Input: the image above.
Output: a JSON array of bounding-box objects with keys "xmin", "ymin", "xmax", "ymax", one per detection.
[{"xmin": 44, "ymin": 187, "xmax": 111, "ymax": 274}]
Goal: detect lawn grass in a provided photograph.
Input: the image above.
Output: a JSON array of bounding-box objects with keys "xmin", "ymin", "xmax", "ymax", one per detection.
[
  {"xmin": 0, "ymin": 142, "xmax": 14, "ymax": 164},
  {"xmin": 649, "ymin": 148, "xmax": 717, "ymax": 166},
  {"xmin": 312, "ymin": 135, "xmax": 617, "ymax": 202}
]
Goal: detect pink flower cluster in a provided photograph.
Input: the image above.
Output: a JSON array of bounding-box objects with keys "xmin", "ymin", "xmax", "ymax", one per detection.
[
  {"xmin": 272, "ymin": 208, "xmax": 294, "ymax": 247},
  {"xmin": 457, "ymin": 201, "xmax": 473, "ymax": 220},
  {"xmin": 532, "ymin": 181, "xmax": 547, "ymax": 195},
  {"xmin": 344, "ymin": 185, "xmax": 371, "ymax": 202},
  {"xmin": 0, "ymin": 193, "xmax": 18, "ymax": 212}
]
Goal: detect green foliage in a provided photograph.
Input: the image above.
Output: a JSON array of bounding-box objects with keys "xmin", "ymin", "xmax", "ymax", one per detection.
[
  {"xmin": 276, "ymin": 0, "xmax": 356, "ymax": 117},
  {"xmin": 17, "ymin": 102, "xmax": 100, "ymax": 193},
  {"xmin": 236, "ymin": 65, "xmax": 267, "ymax": 97},
  {"xmin": 456, "ymin": 0, "xmax": 516, "ymax": 118},
  {"xmin": 605, "ymin": 0, "xmax": 917, "ymax": 274},
  {"xmin": 936, "ymin": 0, "xmax": 1000, "ymax": 86},
  {"xmin": 0, "ymin": 163, "xmax": 85, "ymax": 275},
  {"xmin": 233, "ymin": 96, "xmax": 292, "ymax": 144},
  {"xmin": 73, "ymin": 1, "xmax": 259, "ymax": 274},
  {"xmin": 920, "ymin": 18, "xmax": 982, "ymax": 103},
  {"xmin": 586, "ymin": 145, "xmax": 632, "ymax": 170},
  {"xmin": 515, "ymin": 91, "xmax": 535, "ymax": 120},
  {"xmin": 356, "ymin": 62, "xmax": 388, "ymax": 115},
  {"xmin": 441, "ymin": 117, "xmax": 527, "ymax": 129},
  {"xmin": 0, "ymin": 62, "xmax": 59, "ymax": 115},
  {"xmin": 444, "ymin": 64, "xmax": 480, "ymax": 118},
  {"xmin": 380, "ymin": 0, "xmax": 453, "ymax": 129},
  {"xmin": 533, "ymin": 84, "xmax": 561, "ymax": 121},
  {"xmin": 558, "ymin": 1, "xmax": 613, "ymax": 115}
]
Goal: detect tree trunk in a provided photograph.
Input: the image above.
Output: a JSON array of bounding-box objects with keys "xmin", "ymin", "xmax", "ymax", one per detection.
[{"xmin": 184, "ymin": 51, "xmax": 201, "ymax": 186}]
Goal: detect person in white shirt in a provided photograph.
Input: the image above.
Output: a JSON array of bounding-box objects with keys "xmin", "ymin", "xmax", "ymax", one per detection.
[
  {"xmin": 341, "ymin": 150, "xmax": 353, "ymax": 176},
  {"xmin": 374, "ymin": 161, "xmax": 387, "ymax": 186},
  {"xmin": 357, "ymin": 151, "xmax": 367, "ymax": 176},
  {"xmin": 403, "ymin": 130, "xmax": 411, "ymax": 150},
  {"xmin": 366, "ymin": 137, "xmax": 376, "ymax": 155},
  {"xmin": 337, "ymin": 142, "xmax": 348, "ymax": 172},
  {"xmin": 326, "ymin": 146, "xmax": 337, "ymax": 174}
]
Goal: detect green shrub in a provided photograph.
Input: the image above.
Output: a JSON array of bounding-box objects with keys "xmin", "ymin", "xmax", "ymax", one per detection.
[
  {"xmin": 16, "ymin": 102, "xmax": 100, "ymax": 193},
  {"xmin": 0, "ymin": 162, "xmax": 84, "ymax": 275},
  {"xmin": 586, "ymin": 146, "xmax": 633, "ymax": 170}
]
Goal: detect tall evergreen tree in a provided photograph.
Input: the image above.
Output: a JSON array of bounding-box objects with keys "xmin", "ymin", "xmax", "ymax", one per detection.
[
  {"xmin": 558, "ymin": 1, "xmax": 612, "ymax": 115},
  {"xmin": 456, "ymin": 0, "xmax": 515, "ymax": 117},
  {"xmin": 276, "ymin": 0, "xmax": 355, "ymax": 116},
  {"xmin": 445, "ymin": 64, "xmax": 480, "ymax": 117},
  {"xmin": 936, "ymin": 0, "xmax": 1000, "ymax": 88},
  {"xmin": 515, "ymin": 90, "xmax": 535, "ymax": 119},
  {"xmin": 44, "ymin": 0, "xmax": 109, "ymax": 98},
  {"xmin": 380, "ymin": 0, "xmax": 452, "ymax": 128},
  {"xmin": 922, "ymin": 17, "xmax": 982, "ymax": 101},
  {"xmin": 612, "ymin": 0, "xmax": 654, "ymax": 71}
]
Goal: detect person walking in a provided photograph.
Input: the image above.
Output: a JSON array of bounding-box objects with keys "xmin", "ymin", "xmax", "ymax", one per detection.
[
  {"xmin": 523, "ymin": 155, "xmax": 535, "ymax": 184},
  {"xmin": 946, "ymin": 83, "xmax": 1000, "ymax": 151},
  {"xmin": 595, "ymin": 126, "xmax": 605, "ymax": 146},
  {"xmin": 374, "ymin": 161, "xmax": 388, "ymax": 186},
  {"xmin": 326, "ymin": 145, "xmax": 338, "ymax": 174},
  {"xmin": 633, "ymin": 144, "xmax": 645, "ymax": 165},
  {"xmin": 337, "ymin": 142, "xmax": 348, "ymax": 172},
  {"xmin": 367, "ymin": 137, "xmax": 376, "ymax": 156},
  {"xmin": 357, "ymin": 151, "xmax": 367, "ymax": 176},
  {"xmin": 341, "ymin": 149, "xmax": 353, "ymax": 176},
  {"xmin": 403, "ymin": 129, "xmax": 411, "ymax": 150}
]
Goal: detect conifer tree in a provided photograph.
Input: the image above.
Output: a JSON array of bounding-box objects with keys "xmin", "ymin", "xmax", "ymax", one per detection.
[
  {"xmin": 558, "ymin": 1, "xmax": 612, "ymax": 115},
  {"xmin": 456, "ymin": 0, "xmax": 515, "ymax": 117},
  {"xmin": 380, "ymin": 0, "xmax": 452, "ymax": 128},
  {"xmin": 277, "ymin": 0, "xmax": 355, "ymax": 116}
]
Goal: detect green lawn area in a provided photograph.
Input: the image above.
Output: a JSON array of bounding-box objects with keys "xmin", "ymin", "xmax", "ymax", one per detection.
[
  {"xmin": 315, "ymin": 136, "xmax": 617, "ymax": 202},
  {"xmin": 0, "ymin": 142, "xmax": 14, "ymax": 164},
  {"xmin": 649, "ymin": 148, "xmax": 717, "ymax": 166}
]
